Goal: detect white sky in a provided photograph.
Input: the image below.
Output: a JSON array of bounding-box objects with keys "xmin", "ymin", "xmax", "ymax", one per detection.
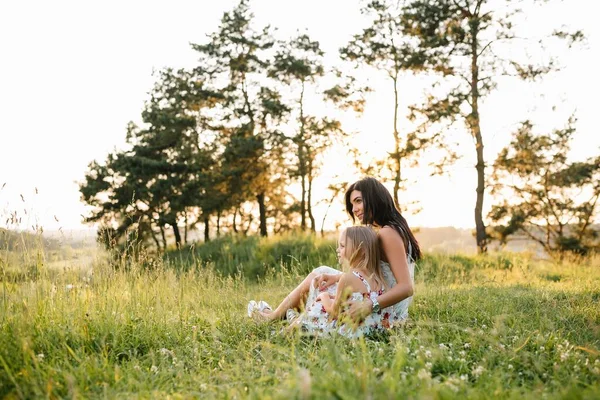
[{"xmin": 0, "ymin": 0, "xmax": 598, "ymax": 234}]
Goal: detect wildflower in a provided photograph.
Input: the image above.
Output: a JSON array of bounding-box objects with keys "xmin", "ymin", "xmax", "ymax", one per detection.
[
  {"xmin": 160, "ymin": 348, "xmax": 174, "ymax": 357},
  {"xmin": 36, "ymin": 353, "xmax": 44, "ymax": 361},
  {"xmin": 425, "ymin": 350, "xmax": 432, "ymax": 358},
  {"xmin": 425, "ymin": 362, "xmax": 432, "ymax": 369},
  {"xmin": 499, "ymin": 344, "xmax": 505, "ymax": 350},
  {"xmin": 560, "ymin": 352, "xmax": 569, "ymax": 362},
  {"xmin": 540, "ymin": 346, "xmax": 545, "ymax": 351},
  {"xmin": 508, "ymin": 364, "xmax": 514, "ymax": 370},
  {"xmin": 417, "ymin": 369, "xmax": 431, "ymax": 380},
  {"xmin": 460, "ymin": 374, "xmax": 468, "ymax": 381},
  {"xmin": 459, "ymin": 350, "xmax": 466, "ymax": 357},
  {"xmin": 150, "ymin": 365, "xmax": 158, "ymax": 374},
  {"xmin": 65, "ymin": 284, "xmax": 74, "ymax": 291},
  {"xmin": 482, "ymin": 324, "xmax": 487, "ymax": 329},
  {"xmin": 200, "ymin": 383, "xmax": 207, "ymax": 391},
  {"xmin": 439, "ymin": 343, "xmax": 447, "ymax": 350},
  {"xmin": 447, "ymin": 356, "xmax": 453, "ymax": 361},
  {"xmin": 472, "ymin": 365, "xmax": 485, "ymax": 378},
  {"xmin": 464, "ymin": 343, "xmax": 471, "ymax": 349},
  {"xmin": 133, "ymin": 365, "xmax": 141, "ymax": 371}
]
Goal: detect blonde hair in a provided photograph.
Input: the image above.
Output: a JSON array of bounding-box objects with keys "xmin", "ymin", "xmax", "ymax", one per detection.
[{"xmin": 342, "ymin": 226, "xmax": 386, "ymax": 290}]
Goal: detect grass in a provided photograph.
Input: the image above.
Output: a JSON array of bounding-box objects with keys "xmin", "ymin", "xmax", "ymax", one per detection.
[{"xmin": 0, "ymin": 234, "xmax": 599, "ymax": 399}]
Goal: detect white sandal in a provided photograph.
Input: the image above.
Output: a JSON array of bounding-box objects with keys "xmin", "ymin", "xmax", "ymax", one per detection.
[{"xmin": 247, "ymin": 300, "xmax": 272, "ymax": 317}]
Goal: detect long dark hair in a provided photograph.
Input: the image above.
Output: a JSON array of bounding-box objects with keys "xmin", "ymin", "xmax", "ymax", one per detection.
[{"xmin": 345, "ymin": 177, "xmax": 422, "ymax": 261}]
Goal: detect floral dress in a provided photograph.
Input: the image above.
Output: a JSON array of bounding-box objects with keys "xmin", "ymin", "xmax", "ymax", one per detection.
[{"xmin": 297, "ymin": 271, "xmax": 393, "ymax": 338}]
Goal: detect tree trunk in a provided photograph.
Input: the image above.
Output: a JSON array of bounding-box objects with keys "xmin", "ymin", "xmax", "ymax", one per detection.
[
  {"xmin": 151, "ymin": 226, "xmax": 161, "ymax": 251},
  {"xmin": 160, "ymin": 225, "xmax": 167, "ymax": 249},
  {"xmin": 233, "ymin": 207, "xmax": 238, "ymax": 233},
  {"xmin": 257, "ymin": 192, "xmax": 267, "ymax": 237},
  {"xmin": 392, "ymin": 74, "xmax": 402, "ymax": 208},
  {"xmin": 307, "ymin": 157, "xmax": 316, "ymax": 233},
  {"xmin": 204, "ymin": 216, "xmax": 210, "ymax": 243},
  {"xmin": 184, "ymin": 211, "xmax": 188, "ymax": 245},
  {"xmin": 470, "ymin": 23, "xmax": 487, "ymax": 253},
  {"xmin": 299, "ymin": 82, "xmax": 307, "ymax": 231},
  {"xmin": 172, "ymin": 222, "xmax": 182, "ymax": 249}
]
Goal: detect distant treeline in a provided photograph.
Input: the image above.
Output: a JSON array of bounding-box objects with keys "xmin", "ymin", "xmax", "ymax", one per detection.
[
  {"xmin": 0, "ymin": 228, "xmax": 61, "ymax": 252},
  {"xmin": 79, "ymin": 0, "xmax": 598, "ymax": 257}
]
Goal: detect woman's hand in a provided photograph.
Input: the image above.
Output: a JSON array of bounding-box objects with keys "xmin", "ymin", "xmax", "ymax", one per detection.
[
  {"xmin": 344, "ymin": 299, "xmax": 373, "ymax": 324},
  {"xmin": 313, "ymin": 273, "xmax": 339, "ymax": 291}
]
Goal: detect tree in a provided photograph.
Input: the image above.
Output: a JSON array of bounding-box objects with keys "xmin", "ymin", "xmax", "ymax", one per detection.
[
  {"xmin": 341, "ymin": 0, "xmax": 438, "ymax": 208},
  {"xmin": 488, "ymin": 117, "xmax": 600, "ymax": 257},
  {"xmin": 191, "ymin": 0, "xmax": 291, "ymax": 237},
  {"xmin": 401, "ymin": 0, "xmax": 584, "ymax": 252},
  {"xmin": 80, "ymin": 68, "xmax": 220, "ymax": 249}
]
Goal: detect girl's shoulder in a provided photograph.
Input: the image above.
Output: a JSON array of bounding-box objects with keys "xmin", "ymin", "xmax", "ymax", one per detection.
[{"xmin": 340, "ymin": 271, "xmax": 369, "ymax": 293}]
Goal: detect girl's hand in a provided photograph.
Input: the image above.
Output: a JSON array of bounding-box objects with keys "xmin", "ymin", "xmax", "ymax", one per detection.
[
  {"xmin": 344, "ymin": 299, "xmax": 373, "ymax": 324},
  {"xmin": 313, "ymin": 273, "xmax": 339, "ymax": 291},
  {"xmin": 317, "ymin": 292, "xmax": 334, "ymax": 302}
]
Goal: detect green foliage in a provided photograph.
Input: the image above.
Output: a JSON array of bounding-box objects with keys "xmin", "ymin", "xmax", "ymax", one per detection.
[
  {"xmin": 488, "ymin": 117, "xmax": 600, "ymax": 257},
  {"xmin": 167, "ymin": 233, "xmax": 338, "ymax": 280},
  {"xmin": 401, "ymin": 0, "xmax": 585, "ymax": 253}
]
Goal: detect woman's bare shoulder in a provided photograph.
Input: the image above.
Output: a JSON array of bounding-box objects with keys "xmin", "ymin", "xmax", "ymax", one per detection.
[{"xmin": 378, "ymin": 225, "xmax": 401, "ymax": 239}]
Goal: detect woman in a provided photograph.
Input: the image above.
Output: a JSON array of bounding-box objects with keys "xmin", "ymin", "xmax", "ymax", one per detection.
[{"xmin": 254, "ymin": 176, "xmax": 421, "ymax": 325}]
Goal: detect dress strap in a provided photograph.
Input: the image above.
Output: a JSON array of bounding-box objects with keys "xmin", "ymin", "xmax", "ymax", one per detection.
[{"xmin": 351, "ymin": 271, "xmax": 371, "ymax": 292}]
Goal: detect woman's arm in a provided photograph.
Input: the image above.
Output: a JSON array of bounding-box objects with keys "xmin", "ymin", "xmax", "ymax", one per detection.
[{"xmin": 375, "ymin": 226, "xmax": 414, "ymax": 308}]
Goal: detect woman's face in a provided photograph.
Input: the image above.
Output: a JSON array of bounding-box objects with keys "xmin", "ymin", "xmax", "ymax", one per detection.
[
  {"xmin": 349, "ymin": 190, "xmax": 364, "ymax": 223},
  {"xmin": 337, "ymin": 230, "xmax": 346, "ymax": 263}
]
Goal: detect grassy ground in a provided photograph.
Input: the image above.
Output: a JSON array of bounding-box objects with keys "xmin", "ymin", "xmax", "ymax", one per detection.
[{"xmin": 1, "ymin": 237, "xmax": 599, "ymax": 399}]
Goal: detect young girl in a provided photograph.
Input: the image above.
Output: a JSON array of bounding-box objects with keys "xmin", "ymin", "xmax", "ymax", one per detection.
[
  {"xmin": 254, "ymin": 177, "xmax": 420, "ymax": 327},
  {"xmin": 289, "ymin": 226, "xmax": 393, "ymax": 338}
]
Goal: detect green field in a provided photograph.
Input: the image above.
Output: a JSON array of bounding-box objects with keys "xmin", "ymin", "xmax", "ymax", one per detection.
[{"xmin": 1, "ymin": 234, "xmax": 599, "ymax": 399}]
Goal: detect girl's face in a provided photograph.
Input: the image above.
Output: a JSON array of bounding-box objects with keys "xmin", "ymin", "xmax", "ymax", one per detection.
[
  {"xmin": 349, "ymin": 190, "xmax": 364, "ymax": 224},
  {"xmin": 337, "ymin": 230, "xmax": 347, "ymax": 264}
]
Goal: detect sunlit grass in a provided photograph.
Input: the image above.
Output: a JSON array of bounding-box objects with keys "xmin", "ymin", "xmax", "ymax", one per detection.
[{"xmin": 0, "ymin": 236, "xmax": 599, "ymax": 399}]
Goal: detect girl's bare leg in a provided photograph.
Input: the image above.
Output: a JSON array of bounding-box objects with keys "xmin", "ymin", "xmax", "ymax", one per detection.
[{"xmin": 257, "ymin": 271, "xmax": 318, "ymax": 321}]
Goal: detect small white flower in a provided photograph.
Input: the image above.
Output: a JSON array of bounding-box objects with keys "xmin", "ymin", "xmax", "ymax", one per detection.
[
  {"xmin": 560, "ymin": 352, "xmax": 569, "ymax": 362},
  {"xmin": 482, "ymin": 324, "xmax": 487, "ymax": 329},
  {"xmin": 65, "ymin": 284, "xmax": 74, "ymax": 291},
  {"xmin": 439, "ymin": 343, "xmax": 447, "ymax": 350},
  {"xmin": 447, "ymin": 356, "xmax": 453, "ymax": 361},
  {"xmin": 508, "ymin": 364, "xmax": 514, "ymax": 370},
  {"xmin": 425, "ymin": 350, "xmax": 432, "ymax": 358},
  {"xmin": 499, "ymin": 344, "xmax": 505, "ymax": 350},
  {"xmin": 472, "ymin": 365, "xmax": 485, "ymax": 378},
  {"xmin": 464, "ymin": 343, "xmax": 471, "ymax": 349},
  {"xmin": 150, "ymin": 365, "xmax": 158, "ymax": 374},
  {"xmin": 200, "ymin": 383, "xmax": 207, "ymax": 391},
  {"xmin": 459, "ymin": 350, "xmax": 466, "ymax": 357},
  {"xmin": 540, "ymin": 346, "xmax": 545, "ymax": 351},
  {"xmin": 417, "ymin": 369, "xmax": 431, "ymax": 380},
  {"xmin": 133, "ymin": 365, "xmax": 141, "ymax": 371},
  {"xmin": 460, "ymin": 374, "xmax": 468, "ymax": 381},
  {"xmin": 425, "ymin": 362, "xmax": 432, "ymax": 369},
  {"xmin": 36, "ymin": 353, "xmax": 44, "ymax": 361}
]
